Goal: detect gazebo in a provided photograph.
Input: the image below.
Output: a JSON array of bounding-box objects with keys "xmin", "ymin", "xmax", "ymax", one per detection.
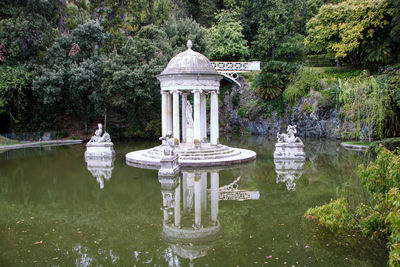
[{"xmin": 126, "ymin": 41, "xmax": 256, "ymax": 167}]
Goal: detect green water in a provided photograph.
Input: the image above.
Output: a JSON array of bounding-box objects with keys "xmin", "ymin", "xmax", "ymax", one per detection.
[{"xmin": 0, "ymin": 136, "xmax": 387, "ymax": 266}]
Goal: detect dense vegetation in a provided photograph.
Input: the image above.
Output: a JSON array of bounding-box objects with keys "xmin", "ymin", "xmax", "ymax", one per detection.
[
  {"xmin": 305, "ymin": 146, "xmax": 400, "ymax": 266},
  {"xmin": 0, "ymin": 0, "xmax": 399, "ymax": 139}
]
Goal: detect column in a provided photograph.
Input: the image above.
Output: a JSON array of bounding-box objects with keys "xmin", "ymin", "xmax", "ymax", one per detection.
[
  {"xmin": 172, "ymin": 90, "xmax": 180, "ymax": 145},
  {"xmin": 210, "ymin": 90, "xmax": 219, "ymax": 146},
  {"xmin": 201, "ymin": 172, "xmax": 207, "ymax": 212},
  {"xmin": 194, "ymin": 173, "xmax": 201, "ymax": 228},
  {"xmin": 193, "ymin": 90, "xmax": 202, "ymax": 148},
  {"xmin": 200, "ymin": 92, "xmax": 207, "ymax": 142},
  {"xmin": 182, "ymin": 172, "xmax": 188, "ymax": 213},
  {"xmin": 174, "ymin": 181, "xmax": 181, "ymax": 227},
  {"xmin": 167, "ymin": 92, "xmax": 173, "ymax": 133},
  {"xmin": 161, "ymin": 91, "xmax": 168, "ymax": 137},
  {"xmin": 210, "ymin": 171, "xmax": 219, "ymax": 224},
  {"xmin": 181, "ymin": 93, "xmax": 188, "ymax": 143}
]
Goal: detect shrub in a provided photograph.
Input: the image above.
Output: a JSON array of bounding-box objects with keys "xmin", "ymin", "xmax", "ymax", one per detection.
[
  {"xmin": 304, "ymin": 198, "xmax": 356, "ymax": 232},
  {"xmin": 253, "ymin": 61, "xmax": 299, "ymax": 99},
  {"xmin": 302, "ymin": 103, "xmax": 313, "ymax": 115},
  {"xmin": 283, "ymin": 68, "xmax": 322, "ymax": 104},
  {"xmin": 367, "ymin": 137, "xmax": 400, "ymax": 154},
  {"xmin": 57, "ymin": 130, "xmax": 68, "ymax": 139}
]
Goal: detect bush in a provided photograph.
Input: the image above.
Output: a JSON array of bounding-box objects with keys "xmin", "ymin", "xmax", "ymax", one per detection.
[
  {"xmin": 304, "ymin": 198, "xmax": 356, "ymax": 232},
  {"xmin": 283, "ymin": 68, "xmax": 322, "ymax": 104},
  {"xmin": 367, "ymin": 137, "xmax": 400, "ymax": 154},
  {"xmin": 253, "ymin": 61, "xmax": 299, "ymax": 99},
  {"xmin": 305, "ymin": 147, "xmax": 400, "ymax": 266},
  {"xmin": 57, "ymin": 130, "xmax": 68, "ymax": 139}
]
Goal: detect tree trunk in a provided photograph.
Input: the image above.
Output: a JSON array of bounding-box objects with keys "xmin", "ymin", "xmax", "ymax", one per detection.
[
  {"xmin": 58, "ymin": 0, "xmax": 67, "ymax": 36},
  {"xmin": 120, "ymin": 0, "xmax": 129, "ymax": 35}
]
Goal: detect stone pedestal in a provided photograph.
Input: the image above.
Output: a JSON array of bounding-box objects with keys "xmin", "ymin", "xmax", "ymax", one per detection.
[
  {"xmin": 85, "ymin": 142, "xmax": 115, "ymax": 157},
  {"xmin": 274, "ymin": 142, "xmax": 305, "ymax": 160},
  {"xmin": 159, "ymin": 154, "xmax": 180, "ymax": 177}
]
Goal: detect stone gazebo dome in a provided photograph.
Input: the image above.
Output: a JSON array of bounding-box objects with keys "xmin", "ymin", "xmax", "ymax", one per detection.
[{"xmin": 157, "ymin": 40, "xmax": 222, "ymax": 92}]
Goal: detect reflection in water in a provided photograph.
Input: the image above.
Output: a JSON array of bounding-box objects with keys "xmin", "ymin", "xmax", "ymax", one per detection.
[
  {"xmin": 274, "ymin": 159, "xmax": 305, "ymax": 191},
  {"xmin": 85, "ymin": 157, "xmax": 115, "ymax": 189},
  {"xmin": 159, "ymin": 169, "xmax": 260, "ymax": 264}
]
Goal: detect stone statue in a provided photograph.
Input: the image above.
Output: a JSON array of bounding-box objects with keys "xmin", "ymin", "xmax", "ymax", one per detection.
[
  {"xmin": 186, "ymin": 100, "xmax": 194, "ymax": 127},
  {"xmin": 276, "ymin": 125, "xmax": 303, "ymax": 144},
  {"xmin": 89, "ymin": 123, "xmax": 111, "ymax": 143},
  {"xmin": 159, "ymin": 131, "xmax": 175, "ymax": 156}
]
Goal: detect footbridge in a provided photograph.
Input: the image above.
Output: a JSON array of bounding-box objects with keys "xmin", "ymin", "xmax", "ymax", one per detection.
[{"xmin": 211, "ymin": 61, "xmax": 261, "ymax": 87}]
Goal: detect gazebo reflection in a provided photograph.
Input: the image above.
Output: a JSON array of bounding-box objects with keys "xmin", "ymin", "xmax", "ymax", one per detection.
[{"xmin": 159, "ymin": 168, "xmax": 259, "ymax": 263}]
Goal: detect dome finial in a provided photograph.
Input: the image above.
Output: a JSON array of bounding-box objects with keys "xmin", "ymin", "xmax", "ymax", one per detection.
[{"xmin": 187, "ymin": 40, "xmax": 192, "ymax": 50}]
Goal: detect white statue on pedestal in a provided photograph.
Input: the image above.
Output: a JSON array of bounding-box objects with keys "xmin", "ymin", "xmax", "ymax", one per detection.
[
  {"xmin": 274, "ymin": 125, "xmax": 305, "ymax": 159},
  {"xmin": 276, "ymin": 125, "xmax": 303, "ymax": 144},
  {"xmin": 159, "ymin": 131, "xmax": 175, "ymax": 156},
  {"xmin": 89, "ymin": 123, "xmax": 111, "ymax": 143}
]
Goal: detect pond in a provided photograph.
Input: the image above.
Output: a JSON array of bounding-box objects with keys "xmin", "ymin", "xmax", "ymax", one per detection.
[{"xmin": 0, "ymin": 136, "xmax": 387, "ymax": 266}]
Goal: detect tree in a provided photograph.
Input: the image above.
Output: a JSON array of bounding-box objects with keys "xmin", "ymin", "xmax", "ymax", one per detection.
[
  {"xmin": 207, "ymin": 10, "xmax": 249, "ymax": 61},
  {"xmin": 33, "ymin": 20, "xmax": 106, "ymax": 132},
  {"xmin": 305, "ymin": 0, "xmax": 394, "ymax": 66},
  {"xmin": 163, "ymin": 15, "xmax": 208, "ymax": 55},
  {"xmin": 101, "ymin": 25, "xmax": 171, "ymax": 136},
  {"xmin": 250, "ymin": 0, "xmax": 305, "ymax": 60},
  {"xmin": 0, "ymin": 0, "xmax": 56, "ymax": 64}
]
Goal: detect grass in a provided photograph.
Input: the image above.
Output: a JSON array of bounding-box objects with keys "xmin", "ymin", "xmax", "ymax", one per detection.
[
  {"xmin": 344, "ymin": 141, "xmax": 371, "ymax": 146},
  {"xmin": 0, "ymin": 136, "xmax": 20, "ymax": 146}
]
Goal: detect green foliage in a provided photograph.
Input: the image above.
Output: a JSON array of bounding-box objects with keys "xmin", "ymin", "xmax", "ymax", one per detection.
[
  {"xmin": 0, "ymin": 0, "xmax": 56, "ymax": 64},
  {"xmin": 302, "ymin": 103, "xmax": 314, "ymax": 115},
  {"xmin": 163, "ymin": 15, "xmax": 208, "ymax": 55},
  {"xmin": 253, "ymin": 61, "xmax": 299, "ymax": 99},
  {"xmin": 207, "ymin": 10, "xmax": 249, "ymax": 61},
  {"xmin": 305, "ymin": 0, "xmax": 395, "ymax": 66},
  {"xmin": 368, "ymin": 138, "xmax": 400, "ymax": 154},
  {"xmin": 339, "ymin": 72, "xmax": 400, "ymax": 140},
  {"xmin": 359, "ymin": 146, "xmax": 400, "ymax": 195},
  {"xmin": 0, "ymin": 65, "xmax": 32, "ymax": 123},
  {"xmin": 283, "ymin": 68, "xmax": 322, "ymax": 104},
  {"xmin": 57, "ymin": 129, "xmax": 68, "ymax": 139},
  {"xmin": 305, "ymin": 198, "xmax": 356, "ymax": 232},
  {"xmin": 305, "ymin": 147, "xmax": 400, "ymax": 266},
  {"xmin": 250, "ymin": 0, "xmax": 306, "ymax": 60},
  {"xmin": 101, "ymin": 25, "xmax": 171, "ymax": 137},
  {"xmin": 386, "ymin": 188, "xmax": 400, "ymax": 266},
  {"xmin": 236, "ymin": 97, "xmax": 285, "ymax": 120},
  {"xmin": 33, "ymin": 20, "xmax": 106, "ymax": 131}
]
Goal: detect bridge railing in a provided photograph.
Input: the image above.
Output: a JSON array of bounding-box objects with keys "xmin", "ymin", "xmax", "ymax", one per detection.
[
  {"xmin": 0, "ymin": 131, "xmax": 57, "ymax": 146},
  {"xmin": 211, "ymin": 61, "xmax": 261, "ymax": 72}
]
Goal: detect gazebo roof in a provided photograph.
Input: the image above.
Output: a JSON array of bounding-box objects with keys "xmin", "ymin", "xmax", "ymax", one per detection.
[{"xmin": 159, "ymin": 40, "xmax": 219, "ymax": 76}]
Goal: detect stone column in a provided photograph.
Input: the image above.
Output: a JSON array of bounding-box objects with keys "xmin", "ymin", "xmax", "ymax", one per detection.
[
  {"xmin": 200, "ymin": 92, "xmax": 207, "ymax": 142},
  {"xmin": 210, "ymin": 171, "xmax": 219, "ymax": 224},
  {"xmin": 167, "ymin": 92, "xmax": 173, "ymax": 133},
  {"xmin": 194, "ymin": 173, "xmax": 201, "ymax": 228},
  {"xmin": 201, "ymin": 172, "xmax": 207, "ymax": 212},
  {"xmin": 210, "ymin": 90, "xmax": 219, "ymax": 145},
  {"xmin": 174, "ymin": 181, "xmax": 181, "ymax": 227},
  {"xmin": 193, "ymin": 90, "xmax": 202, "ymax": 148},
  {"xmin": 172, "ymin": 90, "xmax": 180, "ymax": 145},
  {"xmin": 161, "ymin": 91, "xmax": 168, "ymax": 137},
  {"xmin": 181, "ymin": 93, "xmax": 187, "ymax": 143}
]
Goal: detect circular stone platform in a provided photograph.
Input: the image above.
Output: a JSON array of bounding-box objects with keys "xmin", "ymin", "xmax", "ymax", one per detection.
[{"xmin": 125, "ymin": 143, "xmax": 256, "ymax": 167}]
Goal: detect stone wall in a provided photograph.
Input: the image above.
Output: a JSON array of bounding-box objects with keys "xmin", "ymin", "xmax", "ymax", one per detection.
[{"xmin": 219, "ymin": 77, "xmax": 353, "ymax": 139}]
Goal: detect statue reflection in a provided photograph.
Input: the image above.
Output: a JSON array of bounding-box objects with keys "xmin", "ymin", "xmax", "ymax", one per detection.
[
  {"xmin": 85, "ymin": 157, "xmax": 115, "ymax": 189},
  {"xmin": 159, "ymin": 169, "xmax": 259, "ymax": 264},
  {"xmin": 274, "ymin": 159, "xmax": 305, "ymax": 191}
]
